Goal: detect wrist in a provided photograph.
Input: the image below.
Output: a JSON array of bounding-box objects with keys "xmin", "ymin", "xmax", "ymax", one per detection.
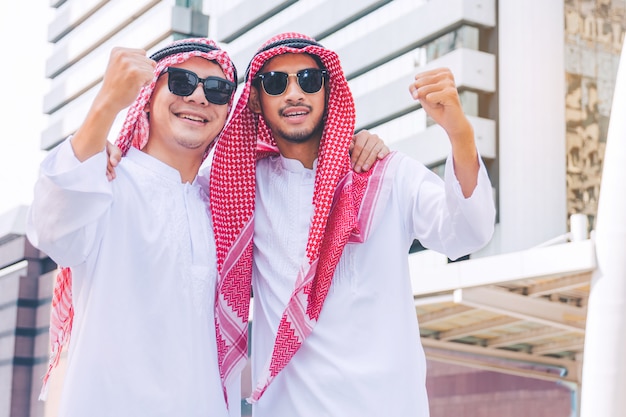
[{"xmin": 446, "ymin": 117, "xmax": 474, "ymax": 145}]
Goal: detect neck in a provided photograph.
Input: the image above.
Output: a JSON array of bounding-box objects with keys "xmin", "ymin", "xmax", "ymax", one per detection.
[
  {"xmin": 141, "ymin": 143, "xmax": 204, "ymax": 183},
  {"xmin": 176, "ymin": 159, "xmax": 202, "ymax": 183},
  {"xmin": 274, "ymin": 138, "xmax": 320, "ymax": 169}
]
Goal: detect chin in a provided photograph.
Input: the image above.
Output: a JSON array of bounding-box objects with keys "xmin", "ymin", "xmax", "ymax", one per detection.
[{"xmin": 282, "ymin": 126, "xmax": 323, "ymax": 144}]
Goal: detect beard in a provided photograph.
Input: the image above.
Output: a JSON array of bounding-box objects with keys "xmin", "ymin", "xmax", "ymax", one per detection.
[
  {"xmin": 276, "ymin": 122, "xmax": 324, "ymax": 144},
  {"xmin": 267, "ymin": 107, "xmax": 325, "ymax": 144}
]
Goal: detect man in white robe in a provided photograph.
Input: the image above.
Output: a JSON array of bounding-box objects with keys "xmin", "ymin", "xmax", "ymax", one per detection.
[
  {"xmin": 26, "ymin": 39, "xmax": 242, "ymax": 417},
  {"xmin": 211, "ymin": 33, "xmax": 496, "ymax": 417}
]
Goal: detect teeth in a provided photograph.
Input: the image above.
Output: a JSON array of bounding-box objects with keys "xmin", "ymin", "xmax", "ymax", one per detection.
[{"xmin": 180, "ymin": 114, "xmax": 204, "ymax": 122}]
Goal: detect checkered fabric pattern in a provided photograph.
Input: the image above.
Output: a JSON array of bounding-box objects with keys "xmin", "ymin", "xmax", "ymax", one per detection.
[
  {"xmin": 210, "ymin": 32, "xmax": 376, "ymax": 402},
  {"xmin": 40, "ymin": 38, "xmax": 237, "ymax": 401}
]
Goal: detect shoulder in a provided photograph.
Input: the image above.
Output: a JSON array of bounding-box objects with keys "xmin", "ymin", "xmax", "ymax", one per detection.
[{"xmin": 370, "ymin": 151, "xmax": 433, "ymax": 185}]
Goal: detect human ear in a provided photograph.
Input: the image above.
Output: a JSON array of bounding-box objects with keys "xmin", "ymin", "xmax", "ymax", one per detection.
[{"xmin": 248, "ymin": 86, "xmax": 262, "ymax": 114}]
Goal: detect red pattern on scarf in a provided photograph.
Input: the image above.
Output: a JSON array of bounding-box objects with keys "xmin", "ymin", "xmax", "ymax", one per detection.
[
  {"xmin": 210, "ymin": 32, "xmax": 376, "ymax": 402},
  {"xmin": 40, "ymin": 38, "xmax": 237, "ymax": 401}
]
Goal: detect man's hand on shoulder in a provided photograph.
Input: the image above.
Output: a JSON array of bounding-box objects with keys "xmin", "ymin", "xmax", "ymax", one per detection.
[
  {"xmin": 350, "ymin": 130, "xmax": 390, "ymax": 173},
  {"xmin": 106, "ymin": 141, "xmax": 122, "ymax": 181}
]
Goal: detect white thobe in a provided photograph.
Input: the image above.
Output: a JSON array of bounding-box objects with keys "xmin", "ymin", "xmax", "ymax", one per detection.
[
  {"xmin": 27, "ymin": 139, "xmax": 240, "ymax": 417},
  {"xmin": 251, "ymin": 152, "xmax": 495, "ymax": 417}
]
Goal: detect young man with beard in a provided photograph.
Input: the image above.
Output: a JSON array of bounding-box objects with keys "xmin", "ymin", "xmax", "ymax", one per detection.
[{"xmin": 211, "ymin": 33, "xmax": 496, "ymax": 417}]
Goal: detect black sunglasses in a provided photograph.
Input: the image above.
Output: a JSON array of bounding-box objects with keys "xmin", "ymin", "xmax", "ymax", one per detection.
[
  {"xmin": 254, "ymin": 68, "xmax": 328, "ymax": 96},
  {"xmin": 162, "ymin": 67, "xmax": 236, "ymax": 105}
]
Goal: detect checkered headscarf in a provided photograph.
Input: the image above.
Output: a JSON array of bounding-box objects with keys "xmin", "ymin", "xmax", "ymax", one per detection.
[
  {"xmin": 211, "ymin": 32, "xmax": 374, "ymax": 402},
  {"xmin": 40, "ymin": 38, "xmax": 237, "ymax": 401}
]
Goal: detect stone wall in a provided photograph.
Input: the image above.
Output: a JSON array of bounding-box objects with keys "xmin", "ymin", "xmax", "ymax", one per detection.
[{"xmin": 565, "ymin": 0, "xmax": 626, "ymax": 228}]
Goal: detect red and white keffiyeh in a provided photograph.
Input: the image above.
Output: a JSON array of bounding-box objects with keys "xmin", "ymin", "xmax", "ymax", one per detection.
[
  {"xmin": 40, "ymin": 38, "xmax": 237, "ymax": 401},
  {"xmin": 210, "ymin": 32, "xmax": 381, "ymax": 402}
]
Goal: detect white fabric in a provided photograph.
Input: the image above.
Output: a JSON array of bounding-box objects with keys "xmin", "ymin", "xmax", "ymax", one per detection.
[
  {"xmin": 251, "ymin": 152, "xmax": 495, "ymax": 417},
  {"xmin": 26, "ymin": 138, "xmax": 240, "ymax": 417}
]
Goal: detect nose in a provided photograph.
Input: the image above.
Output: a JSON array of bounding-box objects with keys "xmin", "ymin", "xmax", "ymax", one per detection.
[
  {"xmin": 283, "ymin": 75, "xmax": 304, "ymax": 99},
  {"xmin": 183, "ymin": 82, "xmax": 207, "ymax": 105}
]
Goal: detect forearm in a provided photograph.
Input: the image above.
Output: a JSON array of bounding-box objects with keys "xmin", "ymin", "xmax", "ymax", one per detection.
[
  {"xmin": 447, "ymin": 118, "xmax": 479, "ymax": 198},
  {"xmin": 409, "ymin": 67, "xmax": 481, "ymax": 197},
  {"xmin": 443, "ymin": 153, "xmax": 495, "ymax": 257},
  {"xmin": 71, "ymin": 92, "xmax": 123, "ymax": 162}
]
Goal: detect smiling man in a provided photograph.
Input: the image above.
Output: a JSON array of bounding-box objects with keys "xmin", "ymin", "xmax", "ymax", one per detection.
[
  {"xmin": 249, "ymin": 53, "xmax": 327, "ymax": 165},
  {"xmin": 26, "ymin": 39, "xmax": 242, "ymax": 417},
  {"xmin": 212, "ymin": 33, "xmax": 496, "ymax": 417}
]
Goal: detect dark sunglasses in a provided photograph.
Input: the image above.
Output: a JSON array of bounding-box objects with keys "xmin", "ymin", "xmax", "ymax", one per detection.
[
  {"xmin": 161, "ymin": 67, "xmax": 236, "ymax": 105},
  {"xmin": 254, "ymin": 68, "xmax": 329, "ymax": 96}
]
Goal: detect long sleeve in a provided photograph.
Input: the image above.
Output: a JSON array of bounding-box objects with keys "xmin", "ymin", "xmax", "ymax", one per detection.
[
  {"xmin": 400, "ymin": 152, "xmax": 495, "ymax": 260},
  {"xmin": 26, "ymin": 137, "xmax": 113, "ymax": 267}
]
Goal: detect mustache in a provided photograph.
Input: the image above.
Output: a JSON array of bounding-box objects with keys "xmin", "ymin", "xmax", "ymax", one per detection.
[{"xmin": 279, "ymin": 104, "xmax": 313, "ymax": 115}]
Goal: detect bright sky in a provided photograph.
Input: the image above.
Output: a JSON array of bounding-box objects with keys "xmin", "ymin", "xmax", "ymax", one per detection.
[{"xmin": 0, "ymin": 3, "xmax": 51, "ymax": 216}]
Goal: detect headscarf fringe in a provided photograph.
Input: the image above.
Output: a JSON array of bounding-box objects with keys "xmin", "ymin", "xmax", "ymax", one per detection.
[
  {"xmin": 211, "ymin": 32, "xmax": 377, "ymax": 401},
  {"xmin": 40, "ymin": 38, "xmax": 237, "ymax": 402}
]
